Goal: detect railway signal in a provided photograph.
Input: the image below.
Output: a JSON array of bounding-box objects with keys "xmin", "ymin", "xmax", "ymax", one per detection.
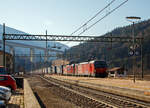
[
  {"xmin": 129, "ymin": 44, "xmax": 139, "ymax": 50},
  {"xmin": 126, "ymin": 16, "xmax": 141, "ymax": 83},
  {"xmin": 129, "ymin": 50, "xmax": 140, "ymax": 56},
  {"xmin": 129, "ymin": 44, "xmax": 140, "ymax": 56},
  {"xmin": 129, "ymin": 50, "xmax": 134, "ymax": 56}
]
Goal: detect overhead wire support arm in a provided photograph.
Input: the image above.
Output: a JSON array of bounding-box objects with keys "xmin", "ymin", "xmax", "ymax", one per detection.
[
  {"xmin": 4, "ymin": 33, "xmax": 143, "ymax": 43},
  {"xmin": 14, "ymin": 54, "xmax": 58, "ymax": 57}
]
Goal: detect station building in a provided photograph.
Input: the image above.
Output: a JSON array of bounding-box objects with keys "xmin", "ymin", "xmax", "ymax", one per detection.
[
  {"xmin": 52, "ymin": 59, "xmax": 69, "ymax": 66},
  {"xmin": 107, "ymin": 67, "xmax": 127, "ymax": 78},
  {"xmin": 0, "ymin": 51, "xmax": 14, "ymax": 74},
  {"xmin": 51, "ymin": 59, "xmax": 69, "ymax": 74}
]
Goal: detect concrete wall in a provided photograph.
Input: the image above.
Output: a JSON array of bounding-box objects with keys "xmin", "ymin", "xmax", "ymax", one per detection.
[
  {"xmin": 24, "ymin": 79, "xmax": 41, "ymax": 108},
  {"xmin": 15, "ymin": 77, "xmax": 24, "ymax": 88}
]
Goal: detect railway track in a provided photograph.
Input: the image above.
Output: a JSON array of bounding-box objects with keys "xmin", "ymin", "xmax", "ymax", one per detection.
[{"xmin": 40, "ymin": 75, "xmax": 150, "ymax": 108}]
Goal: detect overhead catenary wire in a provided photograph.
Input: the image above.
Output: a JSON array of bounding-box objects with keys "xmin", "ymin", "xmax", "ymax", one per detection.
[
  {"xmin": 78, "ymin": 0, "xmax": 129, "ymax": 36},
  {"xmin": 65, "ymin": 0, "xmax": 128, "ymax": 46},
  {"xmin": 70, "ymin": 0, "xmax": 116, "ymax": 36},
  {"xmin": 66, "ymin": 0, "xmax": 116, "ymax": 45}
]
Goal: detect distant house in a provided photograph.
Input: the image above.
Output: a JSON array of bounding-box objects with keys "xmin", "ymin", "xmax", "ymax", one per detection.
[
  {"xmin": 52, "ymin": 59, "xmax": 69, "ymax": 66},
  {"xmin": 107, "ymin": 67, "xmax": 126, "ymax": 78},
  {"xmin": 51, "ymin": 59, "xmax": 70, "ymax": 74}
]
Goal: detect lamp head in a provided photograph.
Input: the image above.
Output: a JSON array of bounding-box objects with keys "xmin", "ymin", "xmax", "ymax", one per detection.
[{"xmin": 126, "ymin": 16, "xmax": 141, "ymax": 20}]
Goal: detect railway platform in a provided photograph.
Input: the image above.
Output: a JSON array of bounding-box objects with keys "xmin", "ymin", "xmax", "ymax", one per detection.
[
  {"xmin": 45, "ymin": 74, "xmax": 150, "ymax": 103},
  {"xmin": 7, "ymin": 78, "xmax": 40, "ymax": 108},
  {"xmin": 8, "ymin": 89, "xmax": 24, "ymax": 108}
]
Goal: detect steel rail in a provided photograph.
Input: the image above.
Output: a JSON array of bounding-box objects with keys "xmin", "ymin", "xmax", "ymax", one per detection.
[
  {"xmin": 40, "ymin": 76, "xmax": 116, "ymax": 108},
  {"xmin": 41, "ymin": 76, "xmax": 150, "ymax": 108}
]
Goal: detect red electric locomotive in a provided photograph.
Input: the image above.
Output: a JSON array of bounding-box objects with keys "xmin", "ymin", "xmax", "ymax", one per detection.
[{"xmin": 63, "ymin": 60, "xmax": 107, "ymax": 77}]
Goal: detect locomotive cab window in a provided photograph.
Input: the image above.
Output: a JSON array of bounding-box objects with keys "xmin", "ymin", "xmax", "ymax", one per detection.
[{"xmin": 94, "ymin": 61, "xmax": 107, "ymax": 68}]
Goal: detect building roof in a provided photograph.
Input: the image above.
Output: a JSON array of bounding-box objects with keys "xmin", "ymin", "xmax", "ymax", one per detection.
[
  {"xmin": 0, "ymin": 51, "xmax": 12, "ymax": 56},
  {"xmin": 52, "ymin": 59, "xmax": 69, "ymax": 66},
  {"xmin": 107, "ymin": 67, "xmax": 122, "ymax": 72}
]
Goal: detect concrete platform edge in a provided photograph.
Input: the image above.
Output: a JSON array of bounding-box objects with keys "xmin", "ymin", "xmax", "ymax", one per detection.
[{"xmin": 24, "ymin": 79, "xmax": 41, "ymax": 108}]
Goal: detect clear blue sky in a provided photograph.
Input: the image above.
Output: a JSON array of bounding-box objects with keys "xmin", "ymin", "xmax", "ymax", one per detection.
[{"xmin": 0, "ymin": 0, "xmax": 150, "ymax": 46}]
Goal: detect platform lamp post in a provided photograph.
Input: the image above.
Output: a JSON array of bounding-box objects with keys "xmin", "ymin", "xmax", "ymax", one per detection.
[{"xmin": 126, "ymin": 16, "xmax": 141, "ymax": 83}]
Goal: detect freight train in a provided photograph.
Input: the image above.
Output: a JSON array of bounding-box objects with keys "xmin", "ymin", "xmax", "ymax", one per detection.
[{"xmin": 51, "ymin": 60, "xmax": 108, "ymax": 77}]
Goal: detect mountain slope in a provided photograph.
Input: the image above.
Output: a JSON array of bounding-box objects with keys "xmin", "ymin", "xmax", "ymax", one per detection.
[
  {"xmin": 65, "ymin": 19, "xmax": 150, "ymax": 75},
  {"xmin": 0, "ymin": 24, "xmax": 69, "ymax": 72},
  {"xmin": 0, "ymin": 24, "xmax": 69, "ymax": 54}
]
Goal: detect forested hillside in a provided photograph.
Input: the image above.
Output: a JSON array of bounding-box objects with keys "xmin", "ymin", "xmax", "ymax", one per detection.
[{"xmin": 64, "ymin": 19, "xmax": 150, "ymax": 75}]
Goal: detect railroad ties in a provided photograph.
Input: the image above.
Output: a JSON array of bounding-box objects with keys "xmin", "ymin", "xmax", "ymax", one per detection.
[{"xmin": 40, "ymin": 76, "xmax": 149, "ymax": 108}]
